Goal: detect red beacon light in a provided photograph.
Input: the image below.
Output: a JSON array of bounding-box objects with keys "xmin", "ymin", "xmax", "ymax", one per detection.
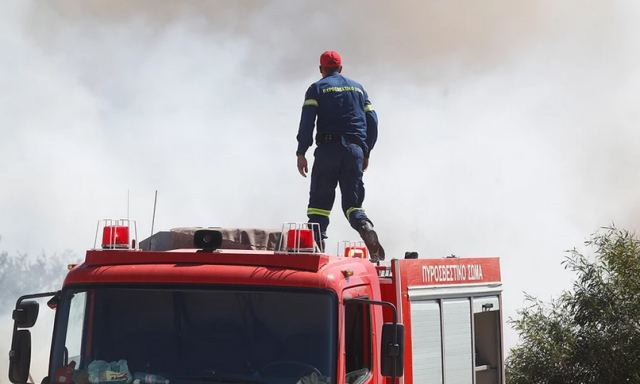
[
  {"xmin": 340, "ymin": 240, "xmax": 368, "ymax": 259},
  {"xmin": 345, "ymin": 246, "xmax": 368, "ymax": 259},
  {"xmin": 102, "ymin": 226, "xmax": 129, "ymax": 249},
  {"xmin": 278, "ymin": 223, "xmax": 322, "ymax": 253},
  {"xmin": 287, "ymin": 228, "xmax": 314, "ymax": 250},
  {"xmin": 94, "ymin": 219, "xmax": 138, "ymax": 250}
]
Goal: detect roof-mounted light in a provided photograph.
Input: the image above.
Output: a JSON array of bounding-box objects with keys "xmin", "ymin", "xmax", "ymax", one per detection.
[
  {"xmin": 339, "ymin": 241, "xmax": 368, "ymax": 259},
  {"xmin": 345, "ymin": 246, "xmax": 368, "ymax": 259},
  {"xmin": 94, "ymin": 219, "xmax": 138, "ymax": 250},
  {"xmin": 278, "ymin": 223, "xmax": 322, "ymax": 253},
  {"xmin": 287, "ymin": 229, "xmax": 314, "ymax": 250}
]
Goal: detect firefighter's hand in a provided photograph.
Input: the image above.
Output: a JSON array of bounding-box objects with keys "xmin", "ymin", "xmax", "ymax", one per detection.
[
  {"xmin": 363, "ymin": 157, "xmax": 369, "ymax": 171},
  {"xmin": 297, "ymin": 155, "xmax": 308, "ymax": 177}
]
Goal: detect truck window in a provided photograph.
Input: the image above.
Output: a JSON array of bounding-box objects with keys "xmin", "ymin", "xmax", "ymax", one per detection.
[
  {"xmin": 344, "ymin": 300, "xmax": 371, "ymax": 384},
  {"xmin": 64, "ymin": 291, "xmax": 87, "ymax": 367},
  {"xmin": 473, "ymin": 296, "xmax": 501, "ymax": 384},
  {"xmin": 50, "ymin": 286, "xmax": 337, "ymax": 384}
]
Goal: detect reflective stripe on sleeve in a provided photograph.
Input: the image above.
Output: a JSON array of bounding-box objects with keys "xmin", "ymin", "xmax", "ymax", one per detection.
[
  {"xmin": 307, "ymin": 207, "xmax": 331, "ymax": 217},
  {"xmin": 364, "ymin": 104, "xmax": 375, "ymax": 112},
  {"xmin": 303, "ymin": 99, "xmax": 319, "ymax": 107},
  {"xmin": 322, "ymin": 86, "xmax": 364, "ymax": 95},
  {"xmin": 345, "ymin": 207, "xmax": 364, "ymax": 218}
]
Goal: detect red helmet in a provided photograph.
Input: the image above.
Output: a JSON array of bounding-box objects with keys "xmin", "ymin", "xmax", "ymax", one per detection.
[{"xmin": 320, "ymin": 51, "xmax": 342, "ymax": 68}]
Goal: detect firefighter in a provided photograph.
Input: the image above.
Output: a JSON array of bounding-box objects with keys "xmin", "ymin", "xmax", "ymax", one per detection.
[{"xmin": 296, "ymin": 50, "xmax": 385, "ymax": 261}]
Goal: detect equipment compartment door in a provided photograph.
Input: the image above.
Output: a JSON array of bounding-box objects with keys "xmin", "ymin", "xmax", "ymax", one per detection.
[
  {"xmin": 442, "ymin": 298, "xmax": 473, "ymax": 384},
  {"xmin": 472, "ymin": 296, "xmax": 502, "ymax": 384},
  {"xmin": 410, "ymin": 300, "xmax": 443, "ymax": 384}
]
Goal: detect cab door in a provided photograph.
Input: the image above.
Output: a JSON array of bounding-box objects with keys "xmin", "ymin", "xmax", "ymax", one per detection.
[{"xmin": 343, "ymin": 286, "xmax": 376, "ymax": 384}]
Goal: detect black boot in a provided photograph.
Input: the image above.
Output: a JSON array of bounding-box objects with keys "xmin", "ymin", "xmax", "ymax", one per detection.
[{"xmin": 357, "ymin": 220, "xmax": 385, "ymax": 262}]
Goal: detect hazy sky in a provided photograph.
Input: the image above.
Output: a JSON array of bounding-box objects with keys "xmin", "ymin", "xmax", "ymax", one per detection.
[{"xmin": 2, "ymin": 0, "xmax": 640, "ymax": 359}]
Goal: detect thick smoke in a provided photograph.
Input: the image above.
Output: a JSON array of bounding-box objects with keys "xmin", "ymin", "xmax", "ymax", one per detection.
[{"xmin": 2, "ymin": 0, "xmax": 640, "ymax": 373}]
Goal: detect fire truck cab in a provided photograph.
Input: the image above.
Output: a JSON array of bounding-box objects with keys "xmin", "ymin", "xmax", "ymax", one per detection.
[{"xmin": 8, "ymin": 224, "xmax": 504, "ymax": 384}]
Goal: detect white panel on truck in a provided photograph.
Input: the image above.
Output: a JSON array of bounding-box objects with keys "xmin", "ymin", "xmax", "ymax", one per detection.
[
  {"xmin": 443, "ymin": 298, "xmax": 473, "ymax": 384},
  {"xmin": 411, "ymin": 300, "xmax": 443, "ymax": 384}
]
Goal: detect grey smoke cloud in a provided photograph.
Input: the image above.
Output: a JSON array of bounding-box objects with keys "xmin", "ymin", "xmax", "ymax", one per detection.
[{"xmin": 2, "ymin": 0, "xmax": 640, "ymax": 372}]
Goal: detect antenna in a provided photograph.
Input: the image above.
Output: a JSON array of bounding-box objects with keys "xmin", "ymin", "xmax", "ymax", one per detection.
[{"xmin": 149, "ymin": 190, "xmax": 158, "ymax": 250}]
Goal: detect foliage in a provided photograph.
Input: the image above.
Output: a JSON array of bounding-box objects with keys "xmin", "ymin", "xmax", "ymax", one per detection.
[
  {"xmin": 507, "ymin": 227, "xmax": 640, "ymax": 384},
  {"xmin": 0, "ymin": 243, "xmax": 71, "ymax": 314}
]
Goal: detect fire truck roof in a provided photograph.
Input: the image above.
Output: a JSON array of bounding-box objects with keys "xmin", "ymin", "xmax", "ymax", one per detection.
[{"xmin": 63, "ymin": 248, "xmax": 379, "ymax": 292}]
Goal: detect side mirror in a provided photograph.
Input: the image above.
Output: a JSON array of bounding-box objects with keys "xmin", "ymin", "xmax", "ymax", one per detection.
[
  {"xmin": 13, "ymin": 301, "xmax": 39, "ymax": 328},
  {"xmin": 9, "ymin": 301, "xmax": 39, "ymax": 383},
  {"xmin": 9, "ymin": 329, "xmax": 31, "ymax": 384},
  {"xmin": 381, "ymin": 323, "xmax": 405, "ymax": 378},
  {"xmin": 8, "ymin": 292, "xmax": 58, "ymax": 384}
]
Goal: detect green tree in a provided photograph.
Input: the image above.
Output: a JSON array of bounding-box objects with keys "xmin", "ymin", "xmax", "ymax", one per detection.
[
  {"xmin": 507, "ymin": 227, "xmax": 640, "ymax": 384},
  {"xmin": 0, "ymin": 237, "xmax": 70, "ymax": 313}
]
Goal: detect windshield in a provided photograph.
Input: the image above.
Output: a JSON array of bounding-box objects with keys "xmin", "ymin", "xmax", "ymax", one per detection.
[{"xmin": 50, "ymin": 286, "xmax": 337, "ymax": 384}]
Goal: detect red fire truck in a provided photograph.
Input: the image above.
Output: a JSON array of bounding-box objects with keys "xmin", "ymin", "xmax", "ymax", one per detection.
[{"xmin": 9, "ymin": 221, "xmax": 504, "ymax": 384}]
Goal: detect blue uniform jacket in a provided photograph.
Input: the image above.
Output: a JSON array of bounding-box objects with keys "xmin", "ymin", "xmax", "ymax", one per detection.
[{"xmin": 296, "ymin": 72, "xmax": 378, "ymax": 157}]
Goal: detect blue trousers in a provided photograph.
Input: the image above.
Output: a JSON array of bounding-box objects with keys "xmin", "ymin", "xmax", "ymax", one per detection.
[{"xmin": 307, "ymin": 139, "xmax": 370, "ymax": 239}]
